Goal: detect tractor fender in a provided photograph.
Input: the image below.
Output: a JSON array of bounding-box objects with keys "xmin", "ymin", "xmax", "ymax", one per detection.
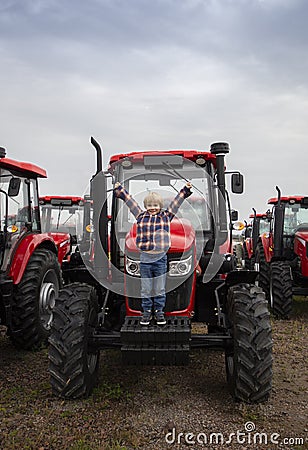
[
  {"xmin": 294, "ymin": 232, "xmax": 308, "ymax": 277},
  {"xmin": 8, "ymin": 233, "xmax": 67, "ymax": 285},
  {"xmin": 259, "ymin": 233, "xmax": 272, "ymax": 263},
  {"xmin": 225, "ymin": 270, "xmax": 258, "ymax": 287},
  {"xmin": 46, "ymin": 232, "xmax": 71, "ymax": 265}
]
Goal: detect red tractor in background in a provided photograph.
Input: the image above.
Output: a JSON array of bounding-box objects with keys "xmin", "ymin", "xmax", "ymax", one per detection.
[
  {"xmin": 243, "ymin": 209, "xmax": 272, "ymax": 270},
  {"xmin": 0, "ymin": 147, "xmax": 70, "ymax": 350},
  {"xmin": 39, "ymin": 195, "xmax": 92, "ymax": 284},
  {"xmin": 255, "ymin": 187, "xmax": 308, "ymax": 319},
  {"xmin": 48, "ymin": 138, "xmax": 272, "ymax": 403}
]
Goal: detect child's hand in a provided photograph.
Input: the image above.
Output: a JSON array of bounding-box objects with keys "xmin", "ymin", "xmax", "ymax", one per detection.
[
  {"xmin": 114, "ymin": 182, "xmax": 121, "ymax": 189},
  {"xmin": 186, "ymin": 182, "xmax": 192, "ymax": 189}
]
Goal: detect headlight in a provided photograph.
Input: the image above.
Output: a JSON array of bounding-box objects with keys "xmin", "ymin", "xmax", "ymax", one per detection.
[
  {"xmin": 169, "ymin": 255, "xmax": 192, "ymax": 277},
  {"xmin": 126, "ymin": 257, "xmax": 140, "ymax": 276}
]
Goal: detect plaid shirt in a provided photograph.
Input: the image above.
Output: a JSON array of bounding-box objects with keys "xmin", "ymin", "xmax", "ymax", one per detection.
[{"xmin": 115, "ymin": 184, "xmax": 192, "ymax": 252}]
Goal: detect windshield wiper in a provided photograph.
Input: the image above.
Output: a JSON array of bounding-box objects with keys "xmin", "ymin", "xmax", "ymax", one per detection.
[
  {"xmin": 162, "ymin": 162, "xmax": 205, "ymax": 197},
  {"xmin": 56, "ymin": 206, "xmax": 64, "ymax": 230}
]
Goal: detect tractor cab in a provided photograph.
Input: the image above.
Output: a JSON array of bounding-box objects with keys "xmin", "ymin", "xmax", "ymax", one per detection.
[
  {"xmin": 39, "ymin": 196, "xmax": 84, "ymax": 244},
  {"xmin": 242, "ymin": 210, "xmax": 272, "ymax": 269},
  {"xmin": 0, "ymin": 150, "xmax": 44, "ymax": 272},
  {"xmin": 39, "ymin": 195, "xmax": 92, "ymax": 284},
  {"xmin": 268, "ymin": 195, "xmax": 308, "ymax": 280}
]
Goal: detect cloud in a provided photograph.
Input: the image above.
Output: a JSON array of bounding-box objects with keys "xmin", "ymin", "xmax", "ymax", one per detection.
[{"xmin": 0, "ymin": 0, "xmax": 307, "ymax": 219}]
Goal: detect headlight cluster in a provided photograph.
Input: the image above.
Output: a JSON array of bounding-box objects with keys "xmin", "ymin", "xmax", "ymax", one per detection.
[
  {"xmin": 126, "ymin": 255, "xmax": 193, "ymax": 277},
  {"xmin": 126, "ymin": 257, "xmax": 140, "ymax": 276},
  {"xmin": 169, "ymin": 255, "xmax": 192, "ymax": 277}
]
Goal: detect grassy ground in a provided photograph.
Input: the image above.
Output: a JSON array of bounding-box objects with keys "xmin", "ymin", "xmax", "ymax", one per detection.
[{"xmin": 0, "ymin": 297, "xmax": 307, "ymax": 449}]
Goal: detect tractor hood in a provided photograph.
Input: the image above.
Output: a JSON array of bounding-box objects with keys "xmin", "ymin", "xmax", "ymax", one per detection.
[
  {"xmin": 294, "ymin": 230, "xmax": 308, "ymax": 252},
  {"xmin": 295, "ymin": 230, "xmax": 308, "ymax": 242},
  {"xmin": 294, "ymin": 230, "xmax": 308, "ymax": 277},
  {"xmin": 125, "ymin": 218, "xmax": 195, "ymax": 254}
]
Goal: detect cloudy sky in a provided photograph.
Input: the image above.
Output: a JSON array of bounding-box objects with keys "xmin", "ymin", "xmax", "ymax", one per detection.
[{"xmin": 1, "ymin": 0, "xmax": 307, "ymax": 220}]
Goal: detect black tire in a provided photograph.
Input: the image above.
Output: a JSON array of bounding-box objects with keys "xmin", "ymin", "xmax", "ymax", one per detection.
[
  {"xmin": 270, "ymin": 261, "xmax": 293, "ymax": 319},
  {"xmin": 48, "ymin": 283, "xmax": 100, "ymax": 399},
  {"xmin": 9, "ymin": 248, "xmax": 61, "ymax": 350},
  {"xmin": 255, "ymin": 243, "xmax": 270, "ymax": 299},
  {"xmin": 225, "ymin": 283, "xmax": 273, "ymax": 403}
]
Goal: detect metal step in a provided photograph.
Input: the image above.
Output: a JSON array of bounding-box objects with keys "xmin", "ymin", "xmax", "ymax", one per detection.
[
  {"xmin": 121, "ymin": 344, "xmax": 190, "ymax": 366},
  {"xmin": 121, "ymin": 316, "xmax": 191, "ymax": 366}
]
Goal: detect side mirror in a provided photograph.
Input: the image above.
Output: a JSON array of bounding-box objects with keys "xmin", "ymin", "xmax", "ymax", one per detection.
[
  {"xmin": 8, "ymin": 177, "xmax": 21, "ymax": 197},
  {"xmin": 231, "ymin": 210, "xmax": 239, "ymax": 221},
  {"xmin": 231, "ymin": 173, "xmax": 244, "ymax": 194}
]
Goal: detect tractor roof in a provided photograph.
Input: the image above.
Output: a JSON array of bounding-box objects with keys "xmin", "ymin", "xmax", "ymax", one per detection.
[
  {"xmin": 0, "ymin": 157, "xmax": 47, "ymax": 178},
  {"xmin": 249, "ymin": 213, "xmax": 268, "ymax": 218},
  {"xmin": 109, "ymin": 149, "xmax": 216, "ymax": 166},
  {"xmin": 39, "ymin": 195, "xmax": 83, "ymax": 204},
  {"xmin": 39, "ymin": 195, "xmax": 84, "ymax": 207},
  {"xmin": 268, "ymin": 196, "xmax": 306, "ymax": 204}
]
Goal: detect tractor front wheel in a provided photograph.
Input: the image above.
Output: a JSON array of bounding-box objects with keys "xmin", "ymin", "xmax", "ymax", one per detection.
[
  {"xmin": 225, "ymin": 283, "xmax": 273, "ymax": 403},
  {"xmin": 48, "ymin": 283, "xmax": 100, "ymax": 399},
  {"xmin": 270, "ymin": 261, "xmax": 293, "ymax": 319},
  {"xmin": 9, "ymin": 248, "xmax": 61, "ymax": 350}
]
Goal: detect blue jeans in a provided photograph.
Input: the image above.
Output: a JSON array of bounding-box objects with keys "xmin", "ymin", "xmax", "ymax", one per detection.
[{"xmin": 140, "ymin": 253, "xmax": 167, "ymax": 312}]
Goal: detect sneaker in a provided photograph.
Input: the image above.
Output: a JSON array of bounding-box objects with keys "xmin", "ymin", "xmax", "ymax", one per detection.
[
  {"xmin": 140, "ymin": 311, "xmax": 152, "ymax": 326},
  {"xmin": 154, "ymin": 310, "xmax": 166, "ymax": 325}
]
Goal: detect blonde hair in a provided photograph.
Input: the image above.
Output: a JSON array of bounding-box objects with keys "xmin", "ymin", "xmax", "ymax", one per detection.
[{"xmin": 143, "ymin": 192, "xmax": 163, "ymax": 209}]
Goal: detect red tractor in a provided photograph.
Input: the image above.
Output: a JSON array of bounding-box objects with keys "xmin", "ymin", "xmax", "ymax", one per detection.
[
  {"xmin": 243, "ymin": 209, "xmax": 272, "ymax": 270},
  {"xmin": 48, "ymin": 138, "xmax": 272, "ymax": 403},
  {"xmin": 0, "ymin": 147, "xmax": 70, "ymax": 350},
  {"xmin": 255, "ymin": 187, "xmax": 308, "ymax": 318},
  {"xmin": 39, "ymin": 195, "xmax": 92, "ymax": 284}
]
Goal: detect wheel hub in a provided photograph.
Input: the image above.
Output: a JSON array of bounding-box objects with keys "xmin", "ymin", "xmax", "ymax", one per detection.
[{"xmin": 40, "ymin": 273, "xmax": 58, "ymax": 330}]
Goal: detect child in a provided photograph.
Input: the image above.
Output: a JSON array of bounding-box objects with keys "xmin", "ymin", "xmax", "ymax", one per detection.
[{"xmin": 114, "ymin": 181, "xmax": 192, "ymax": 325}]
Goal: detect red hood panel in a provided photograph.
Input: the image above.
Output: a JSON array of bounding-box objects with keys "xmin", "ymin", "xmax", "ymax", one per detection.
[
  {"xmin": 125, "ymin": 218, "xmax": 195, "ymax": 253},
  {"xmin": 296, "ymin": 231, "xmax": 308, "ymax": 242}
]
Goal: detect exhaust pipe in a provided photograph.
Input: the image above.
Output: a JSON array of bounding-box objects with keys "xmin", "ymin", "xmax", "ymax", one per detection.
[{"xmin": 90, "ymin": 136, "xmax": 103, "ymax": 174}]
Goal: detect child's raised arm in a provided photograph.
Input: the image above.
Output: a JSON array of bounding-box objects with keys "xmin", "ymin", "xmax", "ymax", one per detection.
[
  {"xmin": 114, "ymin": 182, "xmax": 142, "ymax": 218},
  {"xmin": 167, "ymin": 182, "xmax": 192, "ymax": 217}
]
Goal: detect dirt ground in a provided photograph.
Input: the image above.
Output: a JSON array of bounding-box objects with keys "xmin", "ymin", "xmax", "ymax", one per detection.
[{"xmin": 0, "ymin": 298, "xmax": 307, "ymax": 450}]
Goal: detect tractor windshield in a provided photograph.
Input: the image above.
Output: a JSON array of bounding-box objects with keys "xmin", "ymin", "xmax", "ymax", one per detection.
[
  {"xmin": 116, "ymin": 164, "xmax": 212, "ymax": 233},
  {"xmin": 259, "ymin": 218, "xmax": 271, "ymax": 234},
  {"xmin": 40, "ymin": 202, "xmax": 83, "ymax": 244},
  {"xmin": 284, "ymin": 202, "xmax": 308, "ymax": 234}
]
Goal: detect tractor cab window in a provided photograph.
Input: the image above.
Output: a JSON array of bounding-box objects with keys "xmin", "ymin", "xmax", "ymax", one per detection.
[
  {"xmin": 284, "ymin": 203, "xmax": 308, "ymax": 234},
  {"xmin": 40, "ymin": 202, "xmax": 83, "ymax": 243},
  {"xmin": 0, "ymin": 169, "xmax": 40, "ymax": 269},
  {"xmin": 29, "ymin": 179, "xmax": 40, "ymax": 231},
  {"xmin": 0, "ymin": 170, "xmax": 38, "ymax": 234},
  {"xmin": 116, "ymin": 167, "xmax": 212, "ymax": 233},
  {"xmin": 259, "ymin": 218, "xmax": 271, "ymax": 235}
]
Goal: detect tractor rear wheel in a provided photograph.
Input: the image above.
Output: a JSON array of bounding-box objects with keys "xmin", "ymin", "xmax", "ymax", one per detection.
[
  {"xmin": 255, "ymin": 243, "xmax": 270, "ymax": 299},
  {"xmin": 270, "ymin": 261, "xmax": 293, "ymax": 319},
  {"xmin": 225, "ymin": 283, "xmax": 272, "ymax": 403},
  {"xmin": 9, "ymin": 248, "xmax": 61, "ymax": 350},
  {"xmin": 48, "ymin": 283, "xmax": 100, "ymax": 399}
]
